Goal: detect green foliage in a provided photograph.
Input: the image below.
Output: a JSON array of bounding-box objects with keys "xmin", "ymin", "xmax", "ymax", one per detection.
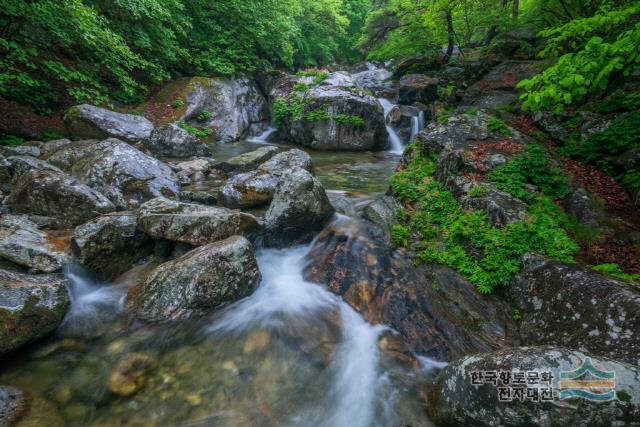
[
  {"xmin": 391, "ymin": 224, "xmax": 411, "ymax": 246},
  {"xmin": 273, "ymin": 96, "xmax": 305, "ymax": 126},
  {"xmin": 487, "ymin": 116, "xmax": 512, "ymax": 136},
  {"xmin": 293, "ymin": 83, "xmax": 309, "ymax": 93},
  {"xmin": 178, "ymin": 121, "xmax": 212, "ymax": 138},
  {"xmin": 488, "ymin": 144, "xmax": 571, "ymax": 202},
  {"xmin": 0, "ymin": 133, "xmax": 24, "ymax": 146},
  {"xmin": 172, "ymin": 99, "xmax": 185, "ymax": 109},
  {"xmin": 41, "ymin": 131, "xmax": 65, "ymax": 141},
  {"xmin": 334, "ymin": 114, "xmax": 365, "ymax": 126},
  {"xmin": 195, "ymin": 111, "xmax": 211, "ymax": 122},
  {"xmin": 592, "ymin": 263, "xmax": 640, "ymax": 284},
  {"xmin": 305, "ymin": 108, "xmax": 331, "ymax": 122},
  {"xmin": 469, "ymin": 185, "xmax": 489, "ymax": 197},
  {"xmin": 594, "ymin": 91, "xmax": 640, "ymax": 114},
  {"xmin": 519, "ymin": 3, "xmax": 640, "ymax": 112},
  {"xmin": 392, "ymin": 149, "xmax": 578, "ymax": 293}
]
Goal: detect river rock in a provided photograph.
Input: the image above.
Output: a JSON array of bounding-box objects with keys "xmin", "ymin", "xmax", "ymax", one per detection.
[
  {"xmin": 1, "ymin": 145, "xmax": 40, "ymax": 157},
  {"xmin": 0, "ymin": 386, "xmax": 26, "ymax": 426},
  {"xmin": 70, "ymin": 138, "xmax": 180, "ymax": 209},
  {"xmin": 426, "ymin": 346, "xmax": 640, "ymax": 426},
  {"xmin": 397, "ymin": 74, "xmax": 438, "ymax": 105},
  {"xmin": 137, "ymin": 197, "xmax": 261, "ymax": 246},
  {"xmin": 44, "ymin": 140, "xmax": 97, "ymax": 170},
  {"xmin": 277, "ymin": 85, "xmax": 388, "ymax": 151},
  {"xmin": 264, "ymin": 167, "xmax": 335, "ymax": 247},
  {"xmin": 0, "ymin": 155, "xmax": 11, "ymax": 193},
  {"xmin": 217, "ymin": 149, "xmax": 313, "ymax": 209},
  {"xmin": 564, "ymin": 186, "xmax": 603, "ymax": 228},
  {"xmin": 304, "ymin": 217, "xmax": 515, "ymax": 360},
  {"xmin": 509, "ymin": 254, "xmax": 640, "ymax": 365},
  {"xmin": 40, "ymin": 138, "xmax": 73, "ymax": 157},
  {"xmin": 142, "ymin": 123, "xmax": 211, "ymax": 158},
  {"xmin": 180, "ymin": 76, "xmax": 270, "ymax": 142},
  {"xmin": 8, "ymin": 170, "xmax": 115, "ymax": 226},
  {"xmin": 352, "ymin": 68, "xmax": 394, "ymax": 97},
  {"xmin": 361, "ymin": 195, "xmax": 401, "ymax": 243},
  {"xmin": 126, "ymin": 236, "xmax": 261, "ymax": 322},
  {"xmin": 0, "ymin": 269, "xmax": 70, "ymax": 354},
  {"xmin": 107, "ymin": 352, "xmax": 155, "ymax": 397},
  {"xmin": 64, "ymin": 104, "xmax": 154, "ymax": 143},
  {"xmin": 0, "ymin": 215, "xmax": 68, "ymax": 272},
  {"xmin": 73, "ymin": 214, "xmax": 152, "ymax": 280},
  {"xmin": 212, "ymin": 146, "xmax": 280, "ymax": 175}
]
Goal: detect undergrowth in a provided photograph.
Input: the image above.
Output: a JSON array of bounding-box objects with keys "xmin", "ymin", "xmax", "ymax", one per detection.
[
  {"xmin": 178, "ymin": 121, "xmax": 212, "ymax": 138},
  {"xmin": 391, "ymin": 148, "xmax": 578, "ymax": 293}
]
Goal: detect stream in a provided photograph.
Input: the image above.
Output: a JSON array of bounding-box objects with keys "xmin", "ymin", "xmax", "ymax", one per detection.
[{"xmin": 0, "ymin": 133, "xmax": 434, "ymax": 426}]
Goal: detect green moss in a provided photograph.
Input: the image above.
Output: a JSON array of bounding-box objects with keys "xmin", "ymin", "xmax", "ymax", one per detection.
[
  {"xmin": 391, "ymin": 224, "xmax": 411, "ymax": 246},
  {"xmin": 392, "ymin": 148, "xmax": 578, "ymax": 293},
  {"xmin": 195, "ymin": 111, "xmax": 211, "ymax": 122},
  {"xmin": 334, "ymin": 114, "xmax": 365, "ymax": 126},
  {"xmin": 172, "ymin": 99, "xmax": 185, "ymax": 109},
  {"xmin": 178, "ymin": 121, "xmax": 212, "ymax": 138},
  {"xmin": 305, "ymin": 108, "xmax": 331, "ymax": 122},
  {"xmin": 469, "ymin": 185, "xmax": 489, "ymax": 197},
  {"xmin": 592, "ymin": 263, "xmax": 640, "ymax": 284}
]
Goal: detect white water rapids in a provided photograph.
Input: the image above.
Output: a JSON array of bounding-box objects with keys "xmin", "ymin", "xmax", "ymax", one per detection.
[{"xmin": 378, "ymin": 98, "xmax": 404, "ymax": 155}]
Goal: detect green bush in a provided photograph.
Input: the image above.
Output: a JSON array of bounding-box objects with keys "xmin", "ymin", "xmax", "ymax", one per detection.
[
  {"xmin": 178, "ymin": 121, "xmax": 212, "ymax": 138},
  {"xmin": 392, "ymin": 149, "xmax": 578, "ymax": 293},
  {"xmin": 334, "ymin": 114, "xmax": 365, "ymax": 126},
  {"xmin": 305, "ymin": 108, "xmax": 331, "ymax": 122},
  {"xmin": 172, "ymin": 99, "xmax": 185, "ymax": 109},
  {"xmin": 0, "ymin": 133, "xmax": 24, "ymax": 146},
  {"xmin": 195, "ymin": 111, "xmax": 211, "ymax": 122},
  {"xmin": 593, "ymin": 263, "xmax": 640, "ymax": 284},
  {"xmin": 487, "ymin": 116, "xmax": 512, "ymax": 136}
]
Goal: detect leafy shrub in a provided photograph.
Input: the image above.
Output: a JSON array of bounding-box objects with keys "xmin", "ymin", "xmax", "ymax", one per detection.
[
  {"xmin": 305, "ymin": 108, "xmax": 331, "ymax": 122},
  {"xmin": 172, "ymin": 99, "xmax": 185, "ymax": 109},
  {"xmin": 334, "ymin": 114, "xmax": 364, "ymax": 126},
  {"xmin": 391, "ymin": 225, "xmax": 411, "ymax": 246},
  {"xmin": 594, "ymin": 91, "xmax": 640, "ymax": 114},
  {"xmin": 293, "ymin": 82, "xmax": 309, "ymax": 92},
  {"xmin": 195, "ymin": 111, "xmax": 211, "ymax": 122},
  {"xmin": 593, "ymin": 263, "xmax": 640, "ymax": 284},
  {"xmin": 488, "ymin": 144, "xmax": 570, "ymax": 202},
  {"xmin": 392, "ymin": 150, "xmax": 578, "ymax": 293},
  {"xmin": 178, "ymin": 121, "xmax": 212, "ymax": 138},
  {"xmin": 274, "ymin": 96, "xmax": 305, "ymax": 126},
  {"xmin": 0, "ymin": 133, "xmax": 24, "ymax": 146}
]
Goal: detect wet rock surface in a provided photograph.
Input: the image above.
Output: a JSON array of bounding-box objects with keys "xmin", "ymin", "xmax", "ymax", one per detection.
[
  {"xmin": 509, "ymin": 254, "xmax": 640, "ymax": 365},
  {"xmin": 72, "ymin": 214, "xmax": 152, "ymax": 280},
  {"xmin": 137, "ymin": 197, "xmax": 261, "ymax": 246},
  {"xmin": 126, "ymin": 236, "xmax": 261, "ymax": 322},
  {"xmin": 69, "ymin": 138, "xmax": 180, "ymax": 209},
  {"xmin": 0, "ymin": 269, "xmax": 70, "ymax": 354},
  {"xmin": 426, "ymin": 346, "xmax": 640, "ymax": 426},
  {"xmin": 264, "ymin": 167, "xmax": 335, "ymax": 247},
  {"xmin": 64, "ymin": 104, "xmax": 154, "ymax": 143},
  {"xmin": 397, "ymin": 74, "xmax": 438, "ymax": 105},
  {"xmin": 8, "ymin": 169, "xmax": 115, "ymax": 227},
  {"xmin": 0, "ymin": 215, "xmax": 68, "ymax": 273},
  {"xmin": 142, "ymin": 123, "xmax": 211, "ymax": 158},
  {"xmin": 212, "ymin": 145, "xmax": 280, "ymax": 175}
]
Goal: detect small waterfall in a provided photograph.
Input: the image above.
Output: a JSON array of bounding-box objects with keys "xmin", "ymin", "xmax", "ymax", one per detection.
[
  {"xmin": 247, "ymin": 126, "xmax": 276, "ymax": 143},
  {"xmin": 418, "ymin": 110, "xmax": 425, "ymax": 131},
  {"xmin": 410, "ymin": 111, "xmax": 426, "ymax": 142},
  {"xmin": 378, "ymin": 98, "xmax": 404, "ymax": 155}
]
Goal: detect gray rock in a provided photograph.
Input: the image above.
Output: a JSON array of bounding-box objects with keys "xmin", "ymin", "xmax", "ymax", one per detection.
[
  {"xmin": 264, "ymin": 167, "xmax": 335, "ymax": 247},
  {"xmin": 361, "ymin": 195, "xmax": 401, "ymax": 242},
  {"xmin": 179, "ymin": 190, "xmax": 216, "ymax": 206},
  {"xmin": 2, "ymin": 145, "xmax": 40, "ymax": 157},
  {"xmin": 277, "ymin": 85, "xmax": 388, "ymax": 151},
  {"xmin": 0, "ymin": 155, "xmax": 12, "ymax": 193},
  {"xmin": 352, "ymin": 68, "xmax": 394, "ymax": 96},
  {"xmin": 415, "ymin": 112, "xmax": 492, "ymax": 157},
  {"xmin": 45, "ymin": 140, "xmax": 97, "ymax": 171},
  {"xmin": 427, "ymin": 346, "xmax": 640, "ymax": 426},
  {"xmin": 64, "ymin": 104, "xmax": 154, "ymax": 142},
  {"xmin": 6, "ymin": 155, "xmax": 63, "ymax": 180},
  {"xmin": 212, "ymin": 146, "xmax": 280, "ymax": 175},
  {"xmin": 180, "ymin": 77, "xmax": 269, "ymax": 142},
  {"xmin": 8, "ymin": 169, "xmax": 115, "ymax": 226},
  {"xmin": 0, "ymin": 215, "xmax": 68, "ymax": 272},
  {"xmin": 142, "ymin": 124, "xmax": 211, "ymax": 158},
  {"xmin": 613, "ymin": 147, "xmax": 640, "ymax": 175},
  {"xmin": 40, "ymin": 138, "xmax": 73, "ymax": 157},
  {"xmin": 564, "ymin": 187, "xmax": 602, "ymax": 228},
  {"xmin": 320, "ymin": 71, "xmax": 355, "ymax": 87},
  {"xmin": 70, "ymin": 138, "xmax": 180, "ymax": 209},
  {"xmin": 397, "ymin": 74, "xmax": 438, "ymax": 105},
  {"xmin": 444, "ymin": 176, "xmax": 527, "ymax": 227},
  {"xmin": 73, "ymin": 214, "xmax": 152, "ymax": 280},
  {"xmin": 0, "ymin": 386, "xmax": 26, "ymax": 427},
  {"xmin": 137, "ymin": 197, "xmax": 261, "ymax": 246},
  {"xmin": 217, "ymin": 149, "xmax": 313, "ymax": 209},
  {"xmin": 126, "ymin": 236, "xmax": 261, "ymax": 322},
  {"xmin": 0, "ymin": 269, "xmax": 70, "ymax": 354},
  {"xmin": 510, "ymin": 254, "xmax": 640, "ymax": 365},
  {"xmin": 462, "ymin": 61, "xmax": 542, "ymax": 108}
]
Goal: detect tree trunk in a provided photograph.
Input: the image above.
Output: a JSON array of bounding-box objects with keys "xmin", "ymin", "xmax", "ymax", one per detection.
[
  {"xmin": 512, "ymin": 0, "xmax": 519, "ymax": 21},
  {"xmin": 446, "ymin": 9, "xmax": 454, "ymax": 57}
]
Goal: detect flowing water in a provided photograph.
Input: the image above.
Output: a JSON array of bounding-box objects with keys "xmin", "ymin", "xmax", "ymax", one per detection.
[
  {"xmin": 378, "ymin": 99, "xmax": 404, "ymax": 155},
  {"xmin": 0, "ymin": 135, "xmax": 436, "ymax": 427}
]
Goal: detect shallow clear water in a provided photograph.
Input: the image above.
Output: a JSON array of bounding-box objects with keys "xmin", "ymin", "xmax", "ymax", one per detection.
[{"xmin": 1, "ymin": 136, "xmax": 435, "ymax": 427}]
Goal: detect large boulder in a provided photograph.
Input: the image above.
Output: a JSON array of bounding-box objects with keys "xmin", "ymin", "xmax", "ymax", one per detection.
[
  {"xmin": 264, "ymin": 167, "xmax": 335, "ymax": 247},
  {"xmin": 361, "ymin": 195, "xmax": 401, "ymax": 243},
  {"xmin": 137, "ymin": 197, "xmax": 261, "ymax": 246},
  {"xmin": 44, "ymin": 140, "xmax": 97, "ymax": 170},
  {"xmin": 304, "ymin": 217, "xmax": 514, "ymax": 360},
  {"xmin": 0, "ymin": 215, "xmax": 68, "ymax": 273},
  {"xmin": 509, "ymin": 254, "xmax": 640, "ymax": 365},
  {"xmin": 426, "ymin": 346, "xmax": 640, "ymax": 426},
  {"xmin": 276, "ymin": 85, "xmax": 389, "ymax": 151},
  {"xmin": 8, "ymin": 169, "xmax": 115, "ymax": 226},
  {"xmin": 0, "ymin": 269, "xmax": 70, "ymax": 354},
  {"xmin": 212, "ymin": 146, "xmax": 280, "ymax": 175},
  {"xmin": 72, "ymin": 214, "xmax": 153, "ymax": 280},
  {"xmin": 462, "ymin": 61, "xmax": 542, "ymax": 109},
  {"xmin": 180, "ymin": 76, "xmax": 270, "ymax": 142},
  {"xmin": 40, "ymin": 138, "xmax": 73, "ymax": 157},
  {"xmin": 70, "ymin": 138, "xmax": 180, "ymax": 209},
  {"xmin": 397, "ymin": 74, "xmax": 438, "ymax": 105},
  {"xmin": 64, "ymin": 104, "xmax": 154, "ymax": 142},
  {"xmin": 217, "ymin": 149, "xmax": 313, "ymax": 209},
  {"xmin": 142, "ymin": 123, "xmax": 211, "ymax": 158},
  {"xmin": 5, "ymin": 155, "xmax": 63, "ymax": 180},
  {"xmin": 352, "ymin": 68, "xmax": 394, "ymax": 97},
  {"xmin": 126, "ymin": 236, "xmax": 261, "ymax": 322}
]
